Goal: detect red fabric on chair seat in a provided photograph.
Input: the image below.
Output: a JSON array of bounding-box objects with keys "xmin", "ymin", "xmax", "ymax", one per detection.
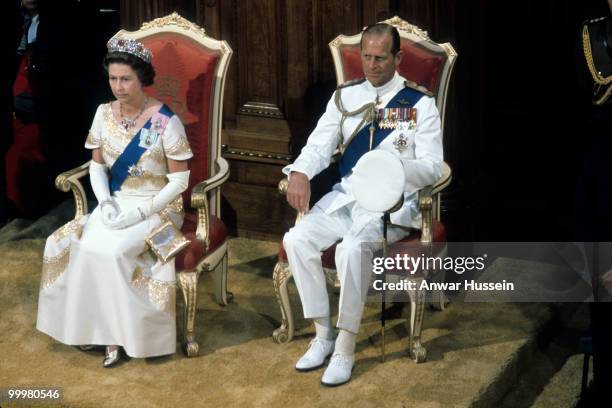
[
  {"xmin": 397, "ymin": 219, "xmax": 446, "ymax": 244},
  {"xmin": 176, "ymin": 211, "xmax": 226, "ymax": 270},
  {"xmin": 277, "ymin": 220, "xmax": 446, "ymax": 269}
]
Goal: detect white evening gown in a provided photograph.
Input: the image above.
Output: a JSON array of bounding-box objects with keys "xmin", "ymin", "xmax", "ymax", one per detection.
[{"xmin": 36, "ymin": 102, "xmax": 193, "ymax": 358}]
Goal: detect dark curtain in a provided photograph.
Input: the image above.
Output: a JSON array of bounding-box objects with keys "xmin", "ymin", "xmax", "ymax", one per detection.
[{"xmin": 388, "ymin": 0, "xmax": 610, "ymax": 242}]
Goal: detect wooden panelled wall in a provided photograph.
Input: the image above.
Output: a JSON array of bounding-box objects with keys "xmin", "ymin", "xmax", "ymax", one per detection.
[
  {"xmin": 120, "ymin": 0, "xmax": 467, "ymax": 240},
  {"xmin": 199, "ymin": 0, "xmax": 401, "ymax": 239}
]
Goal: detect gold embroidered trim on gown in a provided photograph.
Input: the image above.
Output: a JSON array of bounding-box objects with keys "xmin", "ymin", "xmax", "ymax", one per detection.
[
  {"xmin": 122, "ymin": 174, "xmax": 169, "ymax": 190},
  {"xmin": 165, "ymin": 138, "xmax": 193, "ymax": 157},
  {"xmin": 166, "ymin": 196, "xmax": 185, "ymax": 214},
  {"xmin": 50, "ymin": 220, "xmax": 83, "ymax": 243},
  {"xmin": 101, "ymin": 139, "xmax": 121, "ymax": 163},
  {"xmin": 132, "ymin": 267, "xmax": 176, "ymax": 313},
  {"xmin": 141, "ymin": 148, "xmax": 167, "ymax": 166},
  {"xmin": 85, "ymin": 131, "xmax": 99, "ymax": 147},
  {"xmin": 41, "ymin": 246, "xmax": 70, "ymax": 290}
]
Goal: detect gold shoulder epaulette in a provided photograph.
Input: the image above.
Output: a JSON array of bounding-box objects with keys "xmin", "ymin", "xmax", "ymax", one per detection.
[
  {"xmin": 404, "ymin": 80, "xmax": 434, "ymax": 97},
  {"xmin": 337, "ymin": 78, "xmax": 366, "ymax": 89}
]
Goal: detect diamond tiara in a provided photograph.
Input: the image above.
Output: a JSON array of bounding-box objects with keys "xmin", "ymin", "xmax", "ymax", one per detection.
[{"xmin": 107, "ymin": 37, "xmax": 153, "ymax": 63}]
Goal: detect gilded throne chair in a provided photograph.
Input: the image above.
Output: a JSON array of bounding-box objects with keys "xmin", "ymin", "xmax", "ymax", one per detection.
[
  {"xmin": 272, "ymin": 16, "xmax": 457, "ymax": 363},
  {"xmin": 55, "ymin": 13, "xmax": 232, "ymax": 357}
]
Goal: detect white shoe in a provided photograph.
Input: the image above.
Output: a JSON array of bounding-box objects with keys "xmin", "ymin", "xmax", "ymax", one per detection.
[
  {"xmin": 321, "ymin": 352, "xmax": 355, "ymax": 386},
  {"xmin": 295, "ymin": 337, "xmax": 335, "ymax": 372}
]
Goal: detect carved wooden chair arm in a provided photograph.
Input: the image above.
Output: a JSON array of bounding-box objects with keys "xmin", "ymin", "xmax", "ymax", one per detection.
[
  {"xmin": 418, "ymin": 186, "xmax": 434, "ymax": 243},
  {"xmin": 278, "ymin": 177, "xmax": 306, "ymax": 224},
  {"xmin": 279, "ymin": 161, "xmax": 453, "ymax": 235},
  {"xmin": 431, "ymin": 161, "xmax": 452, "ymax": 197},
  {"xmin": 418, "ymin": 161, "xmax": 452, "ymax": 243},
  {"xmin": 55, "ymin": 161, "xmax": 91, "ymax": 220},
  {"xmin": 190, "ymin": 156, "xmax": 230, "ymax": 252}
]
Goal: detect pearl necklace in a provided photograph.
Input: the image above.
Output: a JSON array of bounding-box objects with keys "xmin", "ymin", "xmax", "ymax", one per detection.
[{"xmin": 119, "ymin": 97, "xmax": 148, "ymax": 131}]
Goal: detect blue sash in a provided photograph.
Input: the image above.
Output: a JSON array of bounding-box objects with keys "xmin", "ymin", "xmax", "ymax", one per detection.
[
  {"xmin": 338, "ymin": 87, "xmax": 423, "ymax": 178},
  {"xmin": 110, "ymin": 104, "xmax": 174, "ymax": 193}
]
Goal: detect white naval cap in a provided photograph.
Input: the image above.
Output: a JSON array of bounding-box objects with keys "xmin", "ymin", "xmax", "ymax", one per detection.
[{"xmin": 351, "ymin": 149, "xmax": 405, "ymax": 213}]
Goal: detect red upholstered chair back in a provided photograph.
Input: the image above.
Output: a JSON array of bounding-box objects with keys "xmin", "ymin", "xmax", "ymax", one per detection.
[
  {"xmin": 113, "ymin": 13, "xmax": 232, "ymax": 216},
  {"xmin": 329, "ymin": 16, "xmax": 457, "ymax": 141}
]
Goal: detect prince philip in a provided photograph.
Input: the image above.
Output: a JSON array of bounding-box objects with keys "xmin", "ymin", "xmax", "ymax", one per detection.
[{"xmin": 282, "ymin": 22, "xmax": 443, "ymax": 386}]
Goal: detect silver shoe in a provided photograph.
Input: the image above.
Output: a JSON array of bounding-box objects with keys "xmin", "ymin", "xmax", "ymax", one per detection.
[{"xmin": 103, "ymin": 346, "xmax": 121, "ymax": 368}]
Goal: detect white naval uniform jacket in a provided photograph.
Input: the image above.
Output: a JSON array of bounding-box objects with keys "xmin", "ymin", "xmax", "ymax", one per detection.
[{"xmin": 283, "ymin": 72, "xmax": 443, "ymax": 234}]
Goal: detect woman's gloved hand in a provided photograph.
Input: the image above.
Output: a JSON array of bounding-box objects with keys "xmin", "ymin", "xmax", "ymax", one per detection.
[
  {"xmin": 106, "ymin": 206, "xmax": 145, "ymax": 230},
  {"xmin": 100, "ymin": 199, "xmax": 120, "ymax": 225}
]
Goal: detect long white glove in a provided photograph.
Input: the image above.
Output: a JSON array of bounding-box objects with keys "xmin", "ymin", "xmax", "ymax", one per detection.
[
  {"xmin": 89, "ymin": 160, "xmax": 119, "ymax": 224},
  {"xmin": 107, "ymin": 170, "xmax": 190, "ymax": 230}
]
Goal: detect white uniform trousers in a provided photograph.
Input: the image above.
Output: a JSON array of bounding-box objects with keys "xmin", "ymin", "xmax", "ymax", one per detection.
[{"xmin": 283, "ymin": 202, "xmax": 407, "ymax": 334}]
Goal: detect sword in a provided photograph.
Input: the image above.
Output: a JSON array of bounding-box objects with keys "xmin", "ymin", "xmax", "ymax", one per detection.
[{"xmin": 381, "ymin": 211, "xmax": 390, "ymax": 362}]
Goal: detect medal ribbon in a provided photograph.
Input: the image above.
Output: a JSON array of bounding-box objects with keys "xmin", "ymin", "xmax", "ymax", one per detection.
[{"xmin": 338, "ymin": 87, "xmax": 423, "ymax": 178}]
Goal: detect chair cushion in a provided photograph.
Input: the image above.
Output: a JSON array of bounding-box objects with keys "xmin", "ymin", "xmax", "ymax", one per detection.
[
  {"xmin": 176, "ymin": 210, "xmax": 227, "ymax": 270},
  {"xmin": 278, "ymin": 219, "xmax": 446, "ymax": 270}
]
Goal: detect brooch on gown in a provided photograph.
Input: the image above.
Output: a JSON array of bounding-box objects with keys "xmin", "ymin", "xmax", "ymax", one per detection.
[
  {"xmin": 138, "ymin": 128, "xmax": 159, "ymax": 149},
  {"xmin": 138, "ymin": 112, "xmax": 168, "ymax": 149}
]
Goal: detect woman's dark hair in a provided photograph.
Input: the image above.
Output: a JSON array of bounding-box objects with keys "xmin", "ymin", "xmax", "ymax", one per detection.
[{"xmin": 103, "ymin": 51, "xmax": 155, "ymax": 86}]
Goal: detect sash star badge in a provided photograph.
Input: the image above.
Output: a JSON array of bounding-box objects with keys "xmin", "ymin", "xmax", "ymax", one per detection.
[
  {"xmin": 128, "ymin": 165, "xmax": 144, "ymax": 177},
  {"xmin": 393, "ymin": 133, "xmax": 410, "ymax": 153}
]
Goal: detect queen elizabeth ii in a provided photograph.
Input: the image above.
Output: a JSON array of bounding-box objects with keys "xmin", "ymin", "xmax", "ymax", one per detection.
[{"xmin": 36, "ymin": 36, "xmax": 193, "ymax": 367}]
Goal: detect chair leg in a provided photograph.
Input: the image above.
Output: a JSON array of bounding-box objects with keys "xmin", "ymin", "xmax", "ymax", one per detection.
[
  {"xmin": 212, "ymin": 252, "xmax": 233, "ymax": 306},
  {"xmin": 407, "ymin": 279, "xmax": 427, "ymax": 363},
  {"xmin": 177, "ymin": 270, "xmax": 201, "ymax": 357},
  {"xmin": 272, "ymin": 261, "xmax": 295, "ymax": 344},
  {"xmin": 429, "ymin": 244, "xmax": 449, "ymax": 311},
  {"xmin": 429, "ymin": 268, "xmax": 448, "ymax": 311}
]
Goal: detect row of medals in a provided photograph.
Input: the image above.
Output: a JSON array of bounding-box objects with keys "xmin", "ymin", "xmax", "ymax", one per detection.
[{"xmin": 376, "ymin": 107, "xmax": 417, "ymax": 131}]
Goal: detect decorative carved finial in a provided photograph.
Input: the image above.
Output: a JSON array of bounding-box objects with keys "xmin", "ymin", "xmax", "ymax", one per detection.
[
  {"xmin": 140, "ymin": 12, "xmax": 207, "ymax": 38},
  {"xmin": 383, "ymin": 16, "xmax": 430, "ymax": 40},
  {"xmin": 330, "ymin": 37, "xmax": 343, "ymax": 47}
]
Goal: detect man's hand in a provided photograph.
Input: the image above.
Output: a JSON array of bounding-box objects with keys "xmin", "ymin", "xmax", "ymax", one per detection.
[{"xmin": 287, "ymin": 171, "xmax": 311, "ymax": 212}]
